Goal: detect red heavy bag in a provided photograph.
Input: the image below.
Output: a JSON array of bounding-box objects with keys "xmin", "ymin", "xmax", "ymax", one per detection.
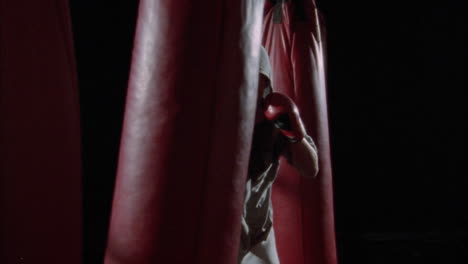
[
  {"xmin": 0, "ymin": 0, "xmax": 82, "ymax": 263},
  {"xmin": 104, "ymin": 1, "xmax": 264, "ymax": 263},
  {"xmin": 263, "ymin": 1, "xmax": 337, "ymax": 264}
]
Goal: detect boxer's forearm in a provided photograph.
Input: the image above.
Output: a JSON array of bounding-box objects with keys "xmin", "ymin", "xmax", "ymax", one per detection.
[{"xmin": 288, "ymin": 137, "xmax": 319, "ymax": 179}]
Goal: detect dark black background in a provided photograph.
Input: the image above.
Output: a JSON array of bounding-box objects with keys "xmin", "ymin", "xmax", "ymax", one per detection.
[
  {"xmin": 70, "ymin": 1, "xmax": 466, "ymax": 263},
  {"xmin": 319, "ymin": 1, "xmax": 466, "ymax": 263}
]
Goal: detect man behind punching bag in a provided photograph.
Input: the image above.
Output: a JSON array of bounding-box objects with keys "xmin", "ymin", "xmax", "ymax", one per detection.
[{"xmin": 239, "ymin": 47, "xmax": 320, "ymax": 264}]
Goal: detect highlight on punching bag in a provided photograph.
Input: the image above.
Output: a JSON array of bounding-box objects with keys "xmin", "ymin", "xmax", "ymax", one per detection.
[
  {"xmin": 263, "ymin": 1, "xmax": 337, "ymax": 264},
  {"xmin": 0, "ymin": 0, "xmax": 82, "ymax": 263},
  {"xmin": 104, "ymin": 1, "xmax": 264, "ymax": 264}
]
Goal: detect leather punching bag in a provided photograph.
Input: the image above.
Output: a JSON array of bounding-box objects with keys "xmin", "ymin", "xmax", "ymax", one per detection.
[
  {"xmin": 104, "ymin": 1, "xmax": 264, "ymax": 263},
  {"xmin": 263, "ymin": 1, "xmax": 337, "ymax": 264},
  {"xmin": 0, "ymin": 0, "xmax": 82, "ymax": 263}
]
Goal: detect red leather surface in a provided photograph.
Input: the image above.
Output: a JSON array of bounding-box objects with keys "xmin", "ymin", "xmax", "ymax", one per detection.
[
  {"xmin": 263, "ymin": 1, "xmax": 337, "ymax": 264},
  {"xmin": 104, "ymin": 1, "xmax": 264, "ymax": 263},
  {"xmin": 0, "ymin": 0, "xmax": 82, "ymax": 263}
]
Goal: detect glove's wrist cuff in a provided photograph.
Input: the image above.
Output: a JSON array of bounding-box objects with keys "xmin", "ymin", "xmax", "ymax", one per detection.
[
  {"xmin": 288, "ymin": 137, "xmax": 301, "ymax": 143},
  {"xmin": 279, "ymin": 129, "xmax": 304, "ymax": 143}
]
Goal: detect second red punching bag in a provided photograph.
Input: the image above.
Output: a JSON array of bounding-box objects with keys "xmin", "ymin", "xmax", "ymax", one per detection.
[{"xmin": 263, "ymin": 1, "xmax": 337, "ymax": 264}]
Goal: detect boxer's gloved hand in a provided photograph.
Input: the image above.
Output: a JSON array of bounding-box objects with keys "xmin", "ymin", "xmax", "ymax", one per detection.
[{"xmin": 263, "ymin": 92, "xmax": 306, "ymax": 143}]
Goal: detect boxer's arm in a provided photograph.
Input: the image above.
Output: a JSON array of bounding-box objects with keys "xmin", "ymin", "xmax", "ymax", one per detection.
[
  {"xmin": 264, "ymin": 92, "xmax": 319, "ymax": 179},
  {"xmin": 284, "ymin": 135, "xmax": 319, "ymax": 179}
]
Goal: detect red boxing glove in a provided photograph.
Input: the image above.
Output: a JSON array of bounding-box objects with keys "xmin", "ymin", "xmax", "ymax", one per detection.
[{"xmin": 263, "ymin": 92, "xmax": 306, "ymax": 142}]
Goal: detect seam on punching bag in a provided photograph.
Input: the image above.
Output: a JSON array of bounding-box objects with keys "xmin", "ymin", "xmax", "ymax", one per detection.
[
  {"xmin": 289, "ymin": 13, "xmax": 308, "ymax": 263},
  {"xmin": 54, "ymin": 0, "xmax": 82, "ymax": 116},
  {"xmin": 301, "ymin": 25, "xmax": 316, "ymax": 264},
  {"xmin": 192, "ymin": 2, "xmax": 226, "ymax": 262},
  {"xmin": 54, "ymin": 0, "xmax": 75, "ymax": 76},
  {"xmin": 53, "ymin": 0, "xmax": 84, "ymax": 260},
  {"xmin": 291, "ymin": 32, "xmax": 307, "ymax": 264},
  {"xmin": 0, "ymin": 0, "xmax": 7, "ymax": 107},
  {"xmin": 296, "ymin": 29, "xmax": 307, "ymax": 264},
  {"xmin": 0, "ymin": 0, "xmax": 4, "ymax": 104}
]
